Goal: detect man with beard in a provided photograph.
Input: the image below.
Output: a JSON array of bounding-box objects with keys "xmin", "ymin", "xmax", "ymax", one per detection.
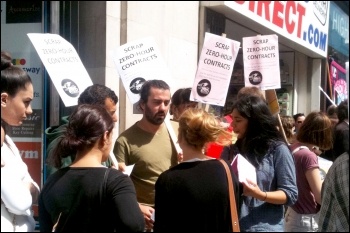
[{"xmin": 113, "ymin": 79, "xmax": 178, "ymax": 231}]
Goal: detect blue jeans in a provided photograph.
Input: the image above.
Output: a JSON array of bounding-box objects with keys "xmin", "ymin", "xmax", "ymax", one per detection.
[{"xmin": 284, "ymin": 207, "xmax": 319, "ymax": 232}]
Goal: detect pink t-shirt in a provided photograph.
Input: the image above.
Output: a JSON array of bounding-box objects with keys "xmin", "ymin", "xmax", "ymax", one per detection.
[{"xmin": 290, "ymin": 142, "xmax": 320, "ymax": 214}]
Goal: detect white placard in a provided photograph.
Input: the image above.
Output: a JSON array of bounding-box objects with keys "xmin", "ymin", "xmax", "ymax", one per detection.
[
  {"xmin": 164, "ymin": 115, "xmax": 182, "ymax": 155},
  {"xmin": 243, "ymin": 34, "xmax": 280, "ymax": 90},
  {"xmin": 111, "ymin": 37, "xmax": 173, "ymax": 104},
  {"xmin": 27, "ymin": 33, "xmax": 93, "ymax": 107},
  {"xmin": 190, "ymin": 32, "xmax": 240, "ymax": 106}
]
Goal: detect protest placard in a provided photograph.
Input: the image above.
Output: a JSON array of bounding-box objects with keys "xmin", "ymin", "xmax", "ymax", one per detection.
[
  {"xmin": 111, "ymin": 37, "xmax": 173, "ymax": 104},
  {"xmin": 27, "ymin": 33, "xmax": 93, "ymax": 107},
  {"xmin": 190, "ymin": 32, "xmax": 240, "ymax": 106},
  {"xmin": 243, "ymin": 34, "xmax": 280, "ymax": 90}
]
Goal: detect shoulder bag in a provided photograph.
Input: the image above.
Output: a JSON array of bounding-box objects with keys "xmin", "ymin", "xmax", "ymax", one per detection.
[{"xmin": 219, "ymin": 159, "xmax": 240, "ymax": 232}]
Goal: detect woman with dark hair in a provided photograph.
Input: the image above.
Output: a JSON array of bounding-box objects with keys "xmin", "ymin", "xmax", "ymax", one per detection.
[
  {"xmin": 169, "ymin": 87, "xmax": 198, "ymax": 162},
  {"xmin": 285, "ymin": 111, "xmax": 333, "ymax": 232},
  {"xmin": 169, "ymin": 87, "xmax": 197, "ymax": 122},
  {"xmin": 221, "ymin": 95, "xmax": 298, "ymax": 232},
  {"xmin": 1, "ymin": 51, "xmax": 39, "ymax": 232},
  {"xmin": 39, "ymin": 104, "xmax": 144, "ymax": 232}
]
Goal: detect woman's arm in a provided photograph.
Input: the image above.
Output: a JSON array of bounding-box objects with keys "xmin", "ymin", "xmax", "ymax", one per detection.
[
  {"xmin": 1, "ymin": 169, "xmax": 33, "ymax": 215},
  {"xmin": 1, "ymin": 136, "xmax": 39, "ymax": 215},
  {"xmin": 274, "ymin": 144, "xmax": 298, "ymax": 205},
  {"xmin": 305, "ymin": 167, "xmax": 323, "ymax": 204},
  {"xmin": 242, "ymin": 180, "xmax": 288, "ymax": 204},
  {"xmin": 109, "ymin": 172, "xmax": 145, "ymax": 232}
]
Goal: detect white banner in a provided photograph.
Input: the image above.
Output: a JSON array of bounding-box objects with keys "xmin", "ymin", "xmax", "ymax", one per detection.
[
  {"xmin": 27, "ymin": 33, "xmax": 93, "ymax": 107},
  {"xmin": 243, "ymin": 34, "xmax": 280, "ymax": 90},
  {"xmin": 190, "ymin": 32, "xmax": 240, "ymax": 106},
  {"xmin": 111, "ymin": 37, "xmax": 173, "ymax": 104}
]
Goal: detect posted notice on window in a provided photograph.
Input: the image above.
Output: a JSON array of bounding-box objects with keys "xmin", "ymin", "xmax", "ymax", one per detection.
[
  {"xmin": 111, "ymin": 37, "xmax": 173, "ymax": 104},
  {"xmin": 190, "ymin": 32, "xmax": 240, "ymax": 106},
  {"xmin": 243, "ymin": 34, "xmax": 280, "ymax": 90},
  {"xmin": 27, "ymin": 33, "xmax": 93, "ymax": 107}
]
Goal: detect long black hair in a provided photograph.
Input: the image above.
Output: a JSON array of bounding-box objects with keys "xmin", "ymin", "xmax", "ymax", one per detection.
[{"xmin": 232, "ymin": 95, "xmax": 284, "ymax": 166}]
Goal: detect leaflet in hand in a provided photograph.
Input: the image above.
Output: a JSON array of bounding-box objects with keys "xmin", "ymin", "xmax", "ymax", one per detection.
[
  {"xmin": 123, "ymin": 164, "xmax": 135, "ymax": 176},
  {"xmin": 109, "ymin": 151, "xmax": 134, "ymax": 176},
  {"xmin": 231, "ymin": 153, "xmax": 257, "ymax": 185}
]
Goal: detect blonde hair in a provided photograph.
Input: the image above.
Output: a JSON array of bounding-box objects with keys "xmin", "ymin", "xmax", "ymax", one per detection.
[{"xmin": 178, "ymin": 108, "xmax": 232, "ymax": 150}]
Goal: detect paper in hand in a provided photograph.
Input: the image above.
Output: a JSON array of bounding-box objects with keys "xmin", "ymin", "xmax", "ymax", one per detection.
[
  {"xmin": 231, "ymin": 154, "xmax": 257, "ymax": 185},
  {"xmin": 109, "ymin": 151, "xmax": 134, "ymax": 176}
]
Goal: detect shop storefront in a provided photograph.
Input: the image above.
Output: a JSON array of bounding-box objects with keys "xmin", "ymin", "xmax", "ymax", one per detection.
[
  {"xmin": 201, "ymin": 1, "xmax": 331, "ymax": 115},
  {"xmin": 327, "ymin": 1, "xmax": 349, "ymax": 107}
]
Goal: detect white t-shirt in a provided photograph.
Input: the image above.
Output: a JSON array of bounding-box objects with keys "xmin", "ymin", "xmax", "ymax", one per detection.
[{"xmin": 1, "ymin": 135, "xmax": 39, "ymax": 232}]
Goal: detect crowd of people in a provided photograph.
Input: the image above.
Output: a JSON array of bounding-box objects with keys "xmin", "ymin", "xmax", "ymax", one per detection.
[{"xmin": 1, "ymin": 49, "xmax": 349, "ymax": 232}]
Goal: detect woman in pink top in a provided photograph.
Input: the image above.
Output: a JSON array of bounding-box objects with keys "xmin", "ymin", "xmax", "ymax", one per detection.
[{"xmin": 285, "ymin": 111, "xmax": 333, "ymax": 232}]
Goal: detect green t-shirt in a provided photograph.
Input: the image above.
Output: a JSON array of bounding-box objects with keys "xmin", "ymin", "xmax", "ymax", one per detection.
[{"xmin": 114, "ymin": 122, "xmax": 178, "ymax": 206}]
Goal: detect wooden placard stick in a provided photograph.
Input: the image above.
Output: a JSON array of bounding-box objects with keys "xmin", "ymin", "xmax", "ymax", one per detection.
[{"xmin": 265, "ymin": 89, "xmax": 289, "ymax": 144}]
